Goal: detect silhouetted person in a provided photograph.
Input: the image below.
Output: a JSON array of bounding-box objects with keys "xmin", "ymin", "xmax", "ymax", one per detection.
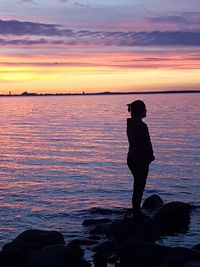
[{"xmin": 127, "ymin": 100, "xmax": 155, "ymax": 219}]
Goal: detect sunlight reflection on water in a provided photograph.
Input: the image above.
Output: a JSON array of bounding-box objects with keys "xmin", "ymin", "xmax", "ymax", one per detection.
[{"xmin": 0, "ymin": 93, "xmax": 199, "ymax": 248}]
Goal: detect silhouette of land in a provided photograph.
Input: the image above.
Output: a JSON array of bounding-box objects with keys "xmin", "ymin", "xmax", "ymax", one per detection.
[{"xmin": 0, "ymin": 89, "xmax": 199, "ymax": 97}]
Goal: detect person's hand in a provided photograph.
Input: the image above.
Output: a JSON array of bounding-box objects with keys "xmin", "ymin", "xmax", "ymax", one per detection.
[{"xmin": 150, "ymin": 155, "xmax": 155, "ymax": 162}]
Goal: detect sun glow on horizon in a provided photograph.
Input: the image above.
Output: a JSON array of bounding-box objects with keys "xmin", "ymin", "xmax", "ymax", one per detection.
[{"xmin": 1, "ymin": 47, "xmax": 200, "ymax": 94}]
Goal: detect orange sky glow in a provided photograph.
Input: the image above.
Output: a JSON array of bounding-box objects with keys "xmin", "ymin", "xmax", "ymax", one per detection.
[
  {"xmin": 0, "ymin": 1, "xmax": 200, "ymax": 94},
  {"xmin": 1, "ymin": 47, "xmax": 200, "ymax": 94}
]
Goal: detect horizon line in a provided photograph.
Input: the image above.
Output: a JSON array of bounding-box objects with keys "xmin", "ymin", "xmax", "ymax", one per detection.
[{"xmin": 0, "ymin": 89, "xmax": 200, "ymax": 97}]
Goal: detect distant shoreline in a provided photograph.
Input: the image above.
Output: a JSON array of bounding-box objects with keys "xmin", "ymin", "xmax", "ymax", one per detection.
[{"xmin": 0, "ymin": 89, "xmax": 199, "ymax": 97}]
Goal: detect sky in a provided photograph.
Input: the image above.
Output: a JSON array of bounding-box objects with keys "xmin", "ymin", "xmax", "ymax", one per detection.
[{"xmin": 0, "ymin": 0, "xmax": 200, "ymax": 94}]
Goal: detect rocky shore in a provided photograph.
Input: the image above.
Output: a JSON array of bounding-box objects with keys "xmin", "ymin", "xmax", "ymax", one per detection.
[{"xmin": 0, "ymin": 194, "xmax": 199, "ymax": 267}]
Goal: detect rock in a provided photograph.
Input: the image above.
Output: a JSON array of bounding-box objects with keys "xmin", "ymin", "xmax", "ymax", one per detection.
[
  {"xmin": 24, "ymin": 244, "xmax": 90, "ymax": 267},
  {"xmin": 89, "ymin": 224, "xmax": 109, "ymax": 235},
  {"xmin": 69, "ymin": 238, "xmax": 97, "ymax": 246},
  {"xmin": 90, "ymin": 207, "xmax": 129, "ymax": 215},
  {"xmin": 0, "ymin": 248, "xmax": 26, "ymax": 267},
  {"xmin": 192, "ymin": 243, "xmax": 200, "ymax": 253},
  {"xmin": 166, "ymin": 247, "xmax": 200, "ymax": 263},
  {"xmin": 119, "ymin": 239, "xmax": 199, "ymax": 267},
  {"xmin": 107, "ymin": 217, "xmax": 156, "ymax": 243},
  {"xmin": 106, "ymin": 253, "xmax": 118, "ymax": 264},
  {"xmin": 165, "ymin": 201, "xmax": 191, "ymax": 212},
  {"xmin": 91, "ymin": 240, "xmax": 116, "ymax": 254},
  {"xmin": 23, "ymin": 244, "xmax": 67, "ymax": 267},
  {"xmin": 183, "ymin": 261, "xmax": 200, "ymax": 267},
  {"xmin": 2, "ymin": 239, "xmax": 41, "ymax": 254},
  {"xmin": 88, "ymin": 235, "xmax": 102, "ymax": 241},
  {"xmin": 82, "ymin": 218, "xmax": 112, "ymax": 226},
  {"xmin": 93, "ymin": 251, "xmax": 107, "ymax": 267},
  {"xmin": 66, "ymin": 241, "xmax": 85, "ymax": 259},
  {"xmin": 119, "ymin": 239, "xmax": 161, "ymax": 267},
  {"xmin": 153, "ymin": 201, "xmax": 191, "ymax": 236},
  {"xmin": 142, "ymin": 194, "xmax": 164, "ymax": 211},
  {"xmin": 15, "ymin": 229, "xmax": 65, "ymax": 247}
]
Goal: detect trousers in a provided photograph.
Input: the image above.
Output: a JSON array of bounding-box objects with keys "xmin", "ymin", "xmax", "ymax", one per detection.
[{"xmin": 127, "ymin": 156, "xmax": 149, "ymax": 213}]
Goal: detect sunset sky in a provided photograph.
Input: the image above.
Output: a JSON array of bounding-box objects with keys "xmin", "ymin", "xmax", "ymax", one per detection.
[{"xmin": 0, "ymin": 0, "xmax": 200, "ymax": 94}]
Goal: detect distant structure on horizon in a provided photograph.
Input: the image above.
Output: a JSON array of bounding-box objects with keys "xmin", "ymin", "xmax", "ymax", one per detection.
[
  {"xmin": 21, "ymin": 91, "xmax": 37, "ymax": 96},
  {"xmin": 0, "ymin": 89, "xmax": 199, "ymax": 97}
]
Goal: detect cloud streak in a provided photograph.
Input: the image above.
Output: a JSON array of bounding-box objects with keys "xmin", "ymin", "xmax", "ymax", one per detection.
[
  {"xmin": 18, "ymin": 0, "xmax": 36, "ymax": 4},
  {"xmin": 149, "ymin": 12, "xmax": 200, "ymax": 28},
  {"xmin": 1, "ymin": 19, "xmax": 200, "ymax": 47}
]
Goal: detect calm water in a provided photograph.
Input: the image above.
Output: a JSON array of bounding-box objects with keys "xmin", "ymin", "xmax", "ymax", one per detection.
[{"xmin": 0, "ymin": 93, "xmax": 199, "ymax": 250}]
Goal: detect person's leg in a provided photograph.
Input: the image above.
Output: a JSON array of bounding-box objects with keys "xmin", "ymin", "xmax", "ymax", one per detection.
[{"xmin": 131, "ymin": 162, "xmax": 149, "ymax": 215}]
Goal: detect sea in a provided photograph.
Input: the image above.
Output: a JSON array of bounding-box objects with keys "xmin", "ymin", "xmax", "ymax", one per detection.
[{"xmin": 0, "ymin": 93, "xmax": 199, "ymax": 254}]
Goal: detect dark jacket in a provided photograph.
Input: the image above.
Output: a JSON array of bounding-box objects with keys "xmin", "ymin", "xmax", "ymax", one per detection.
[{"xmin": 127, "ymin": 118, "xmax": 155, "ymax": 163}]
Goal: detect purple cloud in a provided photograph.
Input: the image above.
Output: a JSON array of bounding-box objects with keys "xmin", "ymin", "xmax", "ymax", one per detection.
[
  {"xmin": 0, "ymin": 38, "xmax": 48, "ymax": 45},
  {"xmin": 1, "ymin": 19, "xmax": 200, "ymax": 47},
  {"xmin": 0, "ymin": 19, "xmax": 72, "ymax": 36},
  {"xmin": 149, "ymin": 12, "xmax": 200, "ymax": 28},
  {"xmin": 74, "ymin": 2, "xmax": 90, "ymax": 7},
  {"xmin": 18, "ymin": 0, "xmax": 36, "ymax": 4}
]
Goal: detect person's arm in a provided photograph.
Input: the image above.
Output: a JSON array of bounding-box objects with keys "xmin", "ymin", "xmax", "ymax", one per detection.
[{"xmin": 143, "ymin": 124, "xmax": 155, "ymax": 163}]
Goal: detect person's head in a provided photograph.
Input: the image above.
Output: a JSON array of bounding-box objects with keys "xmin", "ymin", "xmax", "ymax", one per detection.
[{"xmin": 127, "ymin": 100, "xmax": 146, "ymax": 119}]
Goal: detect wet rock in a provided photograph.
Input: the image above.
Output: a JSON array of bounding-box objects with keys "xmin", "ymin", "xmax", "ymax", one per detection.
[
  {"xmin": 119, "ymin": 239, "xmax": 199, "ymax": 267},
  {"xmin": 192, "ymin": 243, "xmax": 200, "ymax": 253},
  {"xmin": 24, "ymin": 244, "xmax": 90, "ymax": 267},
  {"xmin": 93, "ymin": 251, "xmax": 107, "ymax": 267},
  {"xmin": 119, "ymin": 239, "xmax": 160, "ymax": 267},
  {"xmin": 153, "ymin": 201, "xmax": 191, "ymax": 236},
  {"xmin": 89, "ymin": 224, "xmax": 109, "ymax": 235},
  {"xmin": 165, "ymin": 247, "xmax": 200, "ymax": 263},
  {"xmin": 66, "ymin": 241, "xmax": 85, "ymax": 259},
  {"xmin": 15, "ymin": 229, "xmax": 65, "ymax": 247},
  {"xmin": 82, "ymin": 218, "xmax": 112, "ymax": 226},
  {"xmin": 1, "ymin": 229, "xmax": 66, "ymax": 266},
  {"xmin": 183, "ymin": 260, "xmax": 200, "ymax": 267},
  {"xmin": 67, "ymin": 238, "xmax": 97, "ymax": 246},
  {"xmin": 23, "ymin": 244, "xmax": 67, "ymax": 267},
  {"xmin": 90, "ymin": 207, "xmax": 129, "ymax": 215},
  {"xmin": 91, "ymin": 240, "xmax": 116, "ymax": 254},
  {"xmin": 88, "ymin": 235, "xmax": 102, "ymax": 241},
  {"xmin": 2, "ymin": 239, "xmax": 41, "ymax": 254},
  {"xmin": 106, "ymin": 253, "xmax": 118, "ymax": 264},
  {"xmin": 166, "ymin": 201, "xmax": 191, "ymax": 212},
  {"xmin": 142, "ymin": 194, "xmax": 164, "ymax": 211},
  {"xmin": 0, "ymin": 248, "xmax": 26, "ymax": 267},
  {"xmin": 107, "ymin": 217, "xmax": 156, "ymax": 243}
]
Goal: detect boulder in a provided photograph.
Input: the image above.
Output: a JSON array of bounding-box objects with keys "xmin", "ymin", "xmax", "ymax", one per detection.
[
  {"xmin": 91, "ymin": 240, "xmax": 116, "ymax": 254},
  {"xmin": 15, "ymin": 229, "xmax": 65, "ymax": 247},
  {"xmin": 183, "ymin": 261, "xmax": 200, "ymax": 267},
  {"xmin": 107, "ymin": 217, "xmax": 156, "ymax": 243},
  {"xmin": 82, "ymin": 218, "xmax": 112, "ymax": 226},
  {"xmin": 24, "ymin": 244, "xmax": 90, "ymax": 267},
  {"xmin": 0, "ymin": 248, "xmax": 26, "ymax": 267},
  {"xmin": 89, "ymin": 224, "xmax": 109, "ymax": 235},
  {"xmin": 192, "ymin": 243, "xmax": 200, "ymax": 253},
  {"xmin": 66, "ymin": 240, "xmax": 84, "ymax": 259},
  {"xmin": 119, "ymin": 239, "xmax": 161, "ymax": 267},
  {"xmin": 119, "ymin": 239, "xmax": 199, "ymax": 267},
  {"xmin": 90, "ymin": 207, "xmax": 129, "ymax": 215},
  {"xmin": 153, "ymin": 201, "xmax": 191, "ymax": 236},
  {"xmin": 93, "ymin": 251, "xmax": 107, "ymax": 267},
  {"xmin": 1, "ymin": 229, "xmax": 66, "ymax": 266},
  {"xmin": 88, "ymin": 235, "xmax": 102, "ymax": 241},
  {"xmin": 142, "ymin": 194, "xmax": 164, "ymax": 211},
  {"xmin": 2, "ymin": 239, "xmax": 41, "ymax": 254},
  {"xmin": 23, "ymin": 244, "xmax": 68, "ymax": 267},
  {"xmin": 67, "ymin": 238, "xmax": 97, "ymax": 246}
]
